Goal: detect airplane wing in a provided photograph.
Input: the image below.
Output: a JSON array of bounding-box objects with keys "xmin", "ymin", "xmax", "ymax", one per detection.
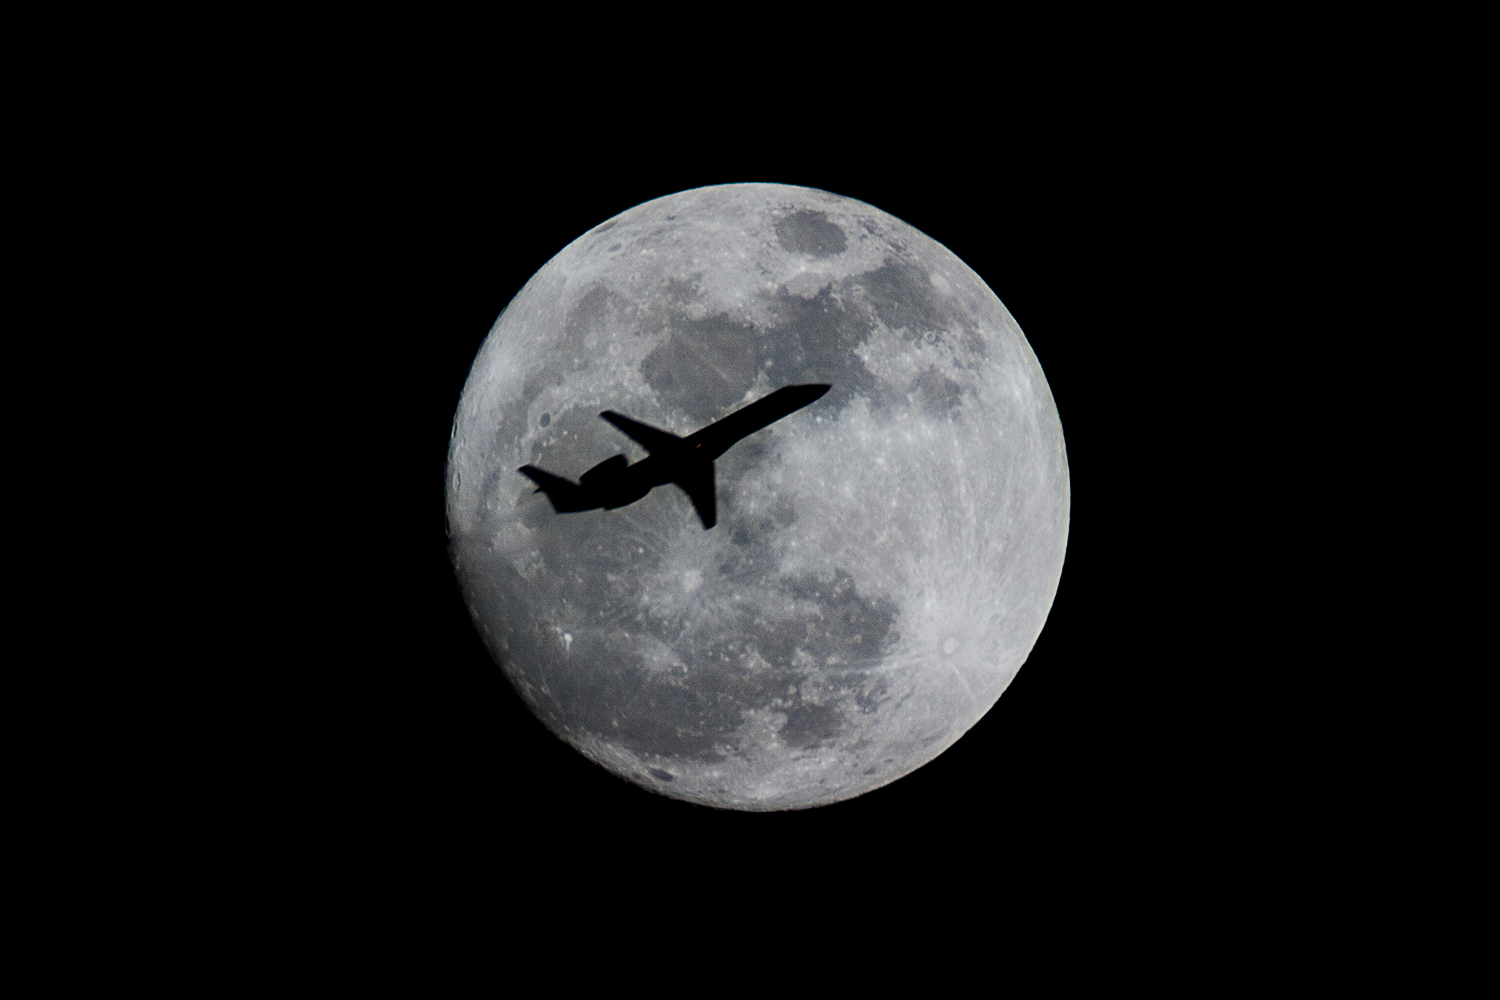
[
  {"xmin": 599, "ymin": 411, "xmax": 683, "ymax": 453},
  {"xmin": 688, "ymin": 384, "xmax": 831, "ymax": 460},
  {"xmin": 517, "ymin": 465, "xmax": 592, "ymax": 513},
  {"xmin": 672, "ymin": 462, "xmax": 717, "ymax": 530}
]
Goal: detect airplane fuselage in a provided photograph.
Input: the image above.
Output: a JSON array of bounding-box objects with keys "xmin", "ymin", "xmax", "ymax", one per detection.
[
  {"xmin": 585, "ymin": 439, "xmax": 729, "ymax": 509},
  {"xmin": 584, "ymin": 452, "xmax": 669, "ymax": 510}
]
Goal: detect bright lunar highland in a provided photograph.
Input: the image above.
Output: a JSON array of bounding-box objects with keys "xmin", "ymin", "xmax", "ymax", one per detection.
[{"xmin": 447, "ymin": 184, "xmax": 1069, "ymax": 809}]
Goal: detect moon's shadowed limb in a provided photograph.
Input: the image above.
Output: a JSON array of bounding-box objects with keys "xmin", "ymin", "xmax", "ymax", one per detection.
[{"xmin": 447, "ymin": 184, "xmax": 1069, "ymax": 810}]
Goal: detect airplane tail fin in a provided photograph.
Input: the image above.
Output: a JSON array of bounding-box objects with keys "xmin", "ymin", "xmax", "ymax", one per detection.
[
  {"xmin": 518, "ymin": 465, "xmax": 593, "ymax": 513},
  {"xmin": 672, "ymin": 461, "xmax": 717, "ymax": 530}
]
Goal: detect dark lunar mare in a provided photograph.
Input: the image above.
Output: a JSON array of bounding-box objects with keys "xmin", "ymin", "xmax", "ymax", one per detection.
[{"xmin": 456, "ymin": 544, "xmax": 905, "ymax": 767}]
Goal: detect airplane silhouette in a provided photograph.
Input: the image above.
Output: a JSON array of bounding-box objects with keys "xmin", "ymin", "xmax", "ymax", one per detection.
[{"xmin": 519, "ymin": 383, "xmax": 831, "ymax": 530}]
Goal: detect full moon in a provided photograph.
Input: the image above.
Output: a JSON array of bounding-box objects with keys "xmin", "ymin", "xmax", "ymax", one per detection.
[{"xmin": 446, "ymin": 183, "xmax": 1069, "ymax": 810}]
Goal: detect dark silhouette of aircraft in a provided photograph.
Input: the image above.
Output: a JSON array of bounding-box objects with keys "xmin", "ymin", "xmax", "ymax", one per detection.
[{"xmin": 519, "ymin": 384, "xmax": 831, "ymax": 530}]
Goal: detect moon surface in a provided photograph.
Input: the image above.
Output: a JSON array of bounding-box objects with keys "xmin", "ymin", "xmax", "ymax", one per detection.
[{"xmin": 447, "ymin": 183, "xmax": 1069, "ymax": 810}]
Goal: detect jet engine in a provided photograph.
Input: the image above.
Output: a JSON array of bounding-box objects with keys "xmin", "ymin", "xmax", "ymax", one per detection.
[{"xmin": 579, "ymin": 454, "xmax": 628, "ymax": 487}]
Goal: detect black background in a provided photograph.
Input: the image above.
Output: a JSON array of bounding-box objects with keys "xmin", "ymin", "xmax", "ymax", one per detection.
[
  {"xmin": 266, "ymin": 122, "xmax": 1216, "ymax": 888},
  {"xmin": 52, "ymin": 27, "xmax": 1376, "ymax": 943}
]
